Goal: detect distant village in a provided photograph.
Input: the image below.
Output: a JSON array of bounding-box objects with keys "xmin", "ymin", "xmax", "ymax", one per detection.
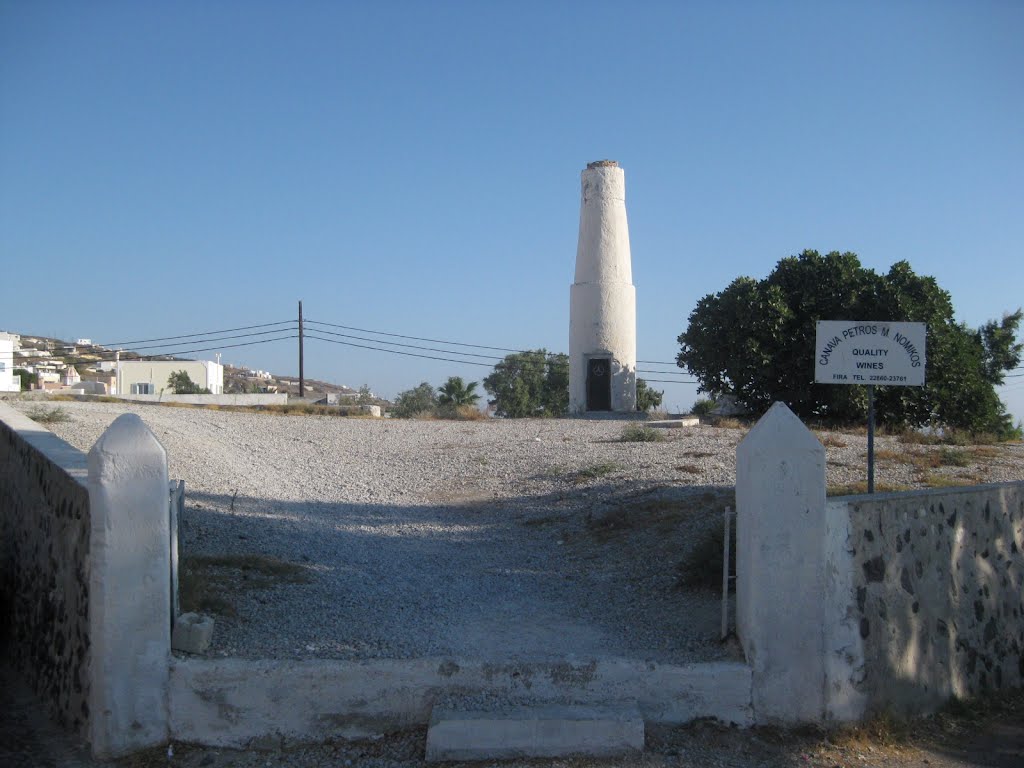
[{"xmin": 0, "ymin": 330, "xmax": 379, "ymax": 407}]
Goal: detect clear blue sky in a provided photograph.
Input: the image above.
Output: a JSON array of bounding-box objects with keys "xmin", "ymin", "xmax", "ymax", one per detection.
[{"xmin": 3, "ymin": 1, "xmax": 1022, "ymax": 421}]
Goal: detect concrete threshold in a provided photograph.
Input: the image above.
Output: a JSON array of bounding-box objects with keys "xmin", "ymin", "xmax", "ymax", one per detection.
[
  {"xmin": 425, "ymin": 704, "xmax": 644, "ymax": 761},
  {"xmin": 647, "ymin": 417, "xmax": 700, "ymax": 429},
  {"xmin": 169, "ymin": 657, "xmax": 752, "ymax": 748}
]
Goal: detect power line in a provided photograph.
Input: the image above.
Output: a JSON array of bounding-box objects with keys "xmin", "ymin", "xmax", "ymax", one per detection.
[
  {"xmin": 123, "ymin": 334, "xmax": 298, "ymax": 358},
  {"xmin": 637, "ymin": 378, "xmax": 699, "ymax": 385},
  {"xmin": 637, "ymin": 369, "xmax": 693, "ymax": 377},
  {"xmin": 308, "ymin": 326, "xmax": 507, "ymax": 362},
  {"xmin": 118, "ymin": 326, "xmax": 299, "ymax": 353},
  {"xmin": 307, "ymin": 334, "xmax": 699, "ymax": 382},
  {"xmin": 95, "ymin": 320, "xmax": 296, "ymax": 348},
  {"xmin": 14, "ymin": 330, "xmax": 699, "ymax": 382},
  {"xmin": 11, "ymin": 334, "xmax": 298, "ymax": 367},
  {"xmin": 307, "ymin": 317, "xmax": 691, "ymax": 371},
  {"xmin": 305, "ymin": 319, "xmax": 527, "ymax": 354},
  {"xmin": 306, "ymin": 334, "xmax": 495, "ymax": 367}
]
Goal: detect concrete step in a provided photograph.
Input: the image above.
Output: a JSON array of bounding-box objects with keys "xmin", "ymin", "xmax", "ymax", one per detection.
[{"xmin": 425, "ymin": 703, "xmax": 644, "ymax": 761}]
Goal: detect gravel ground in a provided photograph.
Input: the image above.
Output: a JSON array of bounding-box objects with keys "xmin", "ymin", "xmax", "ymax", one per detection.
[{"xmin": 11, "ymin": 398, "xmax": 1024, "ymax": 665}]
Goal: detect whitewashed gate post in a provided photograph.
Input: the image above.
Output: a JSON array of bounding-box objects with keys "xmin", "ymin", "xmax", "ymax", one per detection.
[
  {"xmin": 735, "ymin": 402, "xmax": 828, "ymax": 722},
  {"xmin": 87, "ymin": 413, "xmax": 171, "ymax": 756}
]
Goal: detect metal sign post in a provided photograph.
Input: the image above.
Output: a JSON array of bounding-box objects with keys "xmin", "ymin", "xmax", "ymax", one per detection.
[
  {"xmin": 867, "ymin": 385, "xmax": 875, "ymax": 493},
  {"xmin": 814, "ymin": 321, "xmax": 926, "ymax": 493}
]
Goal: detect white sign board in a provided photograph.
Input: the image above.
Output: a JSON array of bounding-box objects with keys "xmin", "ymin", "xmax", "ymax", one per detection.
[{"xmin": 815, "ymin": 321, "xmax": 926, "ymax": 387}]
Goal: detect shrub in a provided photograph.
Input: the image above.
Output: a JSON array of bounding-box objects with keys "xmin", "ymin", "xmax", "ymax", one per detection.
[
  {"xmin": 436, "ymin": 403, "xmax": 487, "ymax": 421},
  {"xmin": 620, "ymin": 424, "xmax": 665, "ymax": 442},
  {"xmin": 167, "ymin": 370, "xmax": 211, "ymax": 394},
  {"xmin": 676, "ymin": 521, "xmax": 735, "ymax": 590},
  {"xmin": 691, "ymin": 397, "xmax": 716, "ymax": 417},
  {"xmin": 14, "ymin": 368, "xmax": 37, "ymax": 390},
  {"xmin": 635, "ymin": 378, "xmax": 664, "ymax": 412},
  {"xmin": 26, "ymin": 405, "xmax": 70, "ymax": 424},
  {"xmin": 575, "ymin": 461, "xmax": 620, "ymax": 481}
]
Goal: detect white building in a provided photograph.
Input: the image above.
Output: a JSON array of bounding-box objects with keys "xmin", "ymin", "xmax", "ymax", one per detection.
[
  {"xmin": 0, "ymin": 333, "xmax": 19, "ymax": 392},
  {"xmin": 569, "ymin": 160, "xmax": 637, "ymax": 413},
  {"xmin": 116, "ymin": 360, "xmax": 224, "ymax": 395}
]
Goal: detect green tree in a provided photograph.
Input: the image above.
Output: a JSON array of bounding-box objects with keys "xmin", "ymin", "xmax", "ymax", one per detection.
[
  {"xmin": 14, "ymin": 368, "xmax": 37, "ymax": 391},
  {"xmin": 392, "ymin": 381, "xmax": 437, "ymax": 418},
  {"xmin": 677, "ymin": 250, "xmax": 1021, "ymax": 436},
  {"xmin": 483, "ymin": 349, "xmax": 569, "ymax": 418},
  {"xmin": 356, "ymin": 384, "xmax": 374, "ymax": 405},
  {"xmin": 167, "ymin": 370, "xmax": 211, "ymax": 394},
  {"xmin": 437, "ymin": 376, "xmax": 481, "ymax": 407},
  {"xmin": 635, "ymin": 378, "xmax": 664, "ymax": 412}
]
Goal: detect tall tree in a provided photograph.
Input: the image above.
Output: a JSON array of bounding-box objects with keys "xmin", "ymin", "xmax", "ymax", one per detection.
[
  {"xmin": 391, "ymin": 382, "xmax": 437, "ymax": 418},
  {"xmin": 483, "ymin": 350, "xmax": 569, "ymax": 418},
  {"xmin": 677, "ymin": 250, "xmax": 1021, "ymax": 436}
]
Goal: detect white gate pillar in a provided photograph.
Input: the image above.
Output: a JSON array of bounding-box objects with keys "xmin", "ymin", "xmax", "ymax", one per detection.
[
  {"xmin": 87, "ymin": 413, "xmax": 171, "ymax": 756},
  {"xmin": 736, "ymin": 402, "xmax": 827, "ymax": 723}
]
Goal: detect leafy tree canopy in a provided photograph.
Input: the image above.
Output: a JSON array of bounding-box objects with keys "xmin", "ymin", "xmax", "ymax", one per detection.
[
  {"xmin": 437, "ymin": 376, "xmax": 481, "ymax": 407},
  {"xmin": 483, "ymin": 349, "xmax": 569, "ymax": 418},
  {"xmin": 167, "ymin": 370, "xmax": 211, "ymax": 394},
  {"xmin": 392, "ymin": 381, "xmax": 437, "ymax": 418},
  {"xmin": 677, "ymin": 250, "xmax": 1022, "ymax": 436},
  {"xmin": 635, "ymin": 378, "xmax": 664, "ymax": 412}
]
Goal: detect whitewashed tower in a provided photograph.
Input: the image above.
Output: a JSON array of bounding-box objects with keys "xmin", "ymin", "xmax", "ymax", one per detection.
[{"xmin": 569, "ymin": 160, "xmax": 637, "ymax": 413}]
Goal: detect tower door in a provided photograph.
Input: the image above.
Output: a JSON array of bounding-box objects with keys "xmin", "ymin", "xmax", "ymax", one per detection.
[{"xmin": 586, "ymin": 358, "xmax": 612, "ymax": 411}]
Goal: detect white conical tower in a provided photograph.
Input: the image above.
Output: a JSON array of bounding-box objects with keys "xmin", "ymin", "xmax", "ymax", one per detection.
[{"xmin": 569, "ymin": 160, "xmax": 637, "ymax": 413}]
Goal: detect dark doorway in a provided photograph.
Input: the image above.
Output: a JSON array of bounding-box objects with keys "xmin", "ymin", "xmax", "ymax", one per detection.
[{"xmin": 586, "ymin": 358, "xmax": 612, "ymax": 411}]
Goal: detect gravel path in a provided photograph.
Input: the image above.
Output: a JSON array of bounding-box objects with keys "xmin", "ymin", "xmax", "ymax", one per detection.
[{"xmin": 11, "ymin": 399, "xmax": 1024, "ymax": 666}]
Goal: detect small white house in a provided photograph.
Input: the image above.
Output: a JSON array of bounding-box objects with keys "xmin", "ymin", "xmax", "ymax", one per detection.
[
  {"xmin": 0, "ymin": 333, "xmax": 19, "ymax": 392},
  {"xmin": 116, "ymin": 360, "xmax": 224, "ymax": 395}
]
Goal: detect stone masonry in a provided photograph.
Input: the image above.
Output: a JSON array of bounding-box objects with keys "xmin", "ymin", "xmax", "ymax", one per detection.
[
  {"xmin": 845, "ymin": 483, "xmax": 1024, "ymax": 713},
  {"xmin": 0, "ymin": 405, "xmax": 92, "ymax": 740}
]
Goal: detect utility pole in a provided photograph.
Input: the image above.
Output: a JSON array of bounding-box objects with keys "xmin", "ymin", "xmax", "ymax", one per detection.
[{"xmin": 298, "ymin": 300, "xmax": 304, "ymax": 399}]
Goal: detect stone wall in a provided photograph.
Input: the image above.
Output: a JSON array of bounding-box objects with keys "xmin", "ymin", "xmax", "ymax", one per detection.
[
  {"xmin": 0, "ymin": 403, "xmax": 173, "ymax": 757},
  {"xmin": 737, "ymin": 402, "xmax": 1024, "ymax": 724},
  {"xmin": 841, "ymin": 482, "xmax": 1024, "ymax": 714},
  {"xmin": 0, "ymin": 403, "xmax": 91, "ymax": 739}
]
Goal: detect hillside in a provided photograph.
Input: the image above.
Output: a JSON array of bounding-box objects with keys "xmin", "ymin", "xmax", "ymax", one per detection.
[{"xmin": 5, "ymin": 330, "xmax": 386, "ymax": 405}]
